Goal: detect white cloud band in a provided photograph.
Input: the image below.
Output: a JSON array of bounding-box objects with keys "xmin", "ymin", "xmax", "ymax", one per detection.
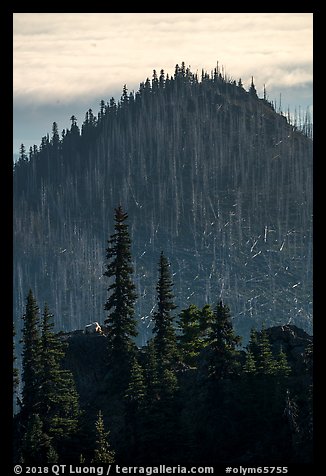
[{"xmin": 13, "ymin": 13, "xmax": 312, "ymax": 103}]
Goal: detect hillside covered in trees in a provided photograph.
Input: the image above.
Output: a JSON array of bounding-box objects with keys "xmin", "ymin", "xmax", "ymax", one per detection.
[
  {"xmin": 13, "ymin": 62, "xmax": 313, "ymax": 343},
  {"xmin": 13, "ymin": 207, "xmax": 313, "ymax": 465}
]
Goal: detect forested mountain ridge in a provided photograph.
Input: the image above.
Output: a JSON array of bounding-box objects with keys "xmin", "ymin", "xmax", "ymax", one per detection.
[{"xmin": 13, "ymin": 63, "xmax": 313, "ymax": 341}]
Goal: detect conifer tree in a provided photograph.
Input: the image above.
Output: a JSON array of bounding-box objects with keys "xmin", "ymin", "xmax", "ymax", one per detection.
[
  {"xmin": 243, "ymin": 349, "xmax": 257, "ymax": 374},
  {"xmin": 249, "ymin": 76, "xmax": 258, "ymax": 97},
  {"xmin": 20, "ymin": 413, "xmax": 57, "ymax": 464},
  {"xmin": 247, "ymin": 328, "xmax": 259, "ymax": 356},
  {"xmin": 276, "ymin": 346, "xmax": 291, "ymax": 377},
  {"xmin": 13, "ymin": 324, "xmax": 19, "ymax": 395},
  {"xmin": 205, "ymin": 300, "xmax": 241, "ymax": 380},
  {"xmin": 19, "ymin": 143, "xmax": 28, "ymax": 162},
  {"xmin": 255, "ymin": 327, "xmax": 277, "ymax": 375},
  {"xmin": 21, "ymin": 290, "xmax": 42, "ymax": 417},
  {"xmin": 104, "ymin": 206, "xmax": 138, "ymax": 384},
  {"xmin": 51, "ymin": 122, "xmax": 60, "ymax": 148},
  {"xmin": 125, "ymin": 357, "xmax": 146, "ymax": 408},
  {"xmin": 152, "ymin": 252, "xmax": 178, "ymax": 385},
  {"xmin": 143, "ymin": 340, "xmax": 159, "ymax": 405},
  {"xmin": 39, "ymin": 304, "xmax": 80, "ymax": 444},
  {"xmin": 92, "ymin": 411, "xmax": 115, "ymax": 464},
  {"xmin": 199, "ymin": 303, "xmax": 215, "ymax": 337},
  {"xmin": 178, "ymin": 304, "xmax": 202, "ymax": 366},
  {"xmin": 124, "ymin": 356, "xmax": 146, "ymax": 459}
]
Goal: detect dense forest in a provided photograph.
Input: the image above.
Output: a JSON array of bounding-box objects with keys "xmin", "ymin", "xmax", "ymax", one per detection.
[
  {"xmin": 13, "ymin": 207, "xmax": 313, "ymax": 465},
  {"xmin": 13, "ymin": 63, "xmax": 313, "ymax": 348}
]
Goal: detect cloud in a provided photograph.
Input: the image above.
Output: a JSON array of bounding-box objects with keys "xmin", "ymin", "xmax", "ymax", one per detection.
[
  {"xmin": 13, "ymin": 13, "xmax": 313, "ymax": 154},
  {"xmin": 13, "ymin": 13, "xmax": 312, "ymax": 103}
]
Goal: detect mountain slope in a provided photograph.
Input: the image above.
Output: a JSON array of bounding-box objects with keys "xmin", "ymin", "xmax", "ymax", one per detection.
[{"xmin": 13, "ymin": 65, "xmax": 313, "ymax": 342}]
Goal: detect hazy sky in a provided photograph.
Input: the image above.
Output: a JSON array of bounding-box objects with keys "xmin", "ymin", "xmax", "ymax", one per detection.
[{"xmin": 13, "ymin": 12, "xmax": 313, "ymax": 155}]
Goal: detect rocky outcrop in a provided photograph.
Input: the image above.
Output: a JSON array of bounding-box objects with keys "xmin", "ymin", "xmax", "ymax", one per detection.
[
  {"xmin": 262, "ymin": 324, "xmax": 312, "ymax": 374},
  {"xmin": 61, "ymin": 332, "xmax": 108, "ymax": 402},
  {"xmin": 61, "ymin": 324, "xmax": 312, "ymax": 408}
]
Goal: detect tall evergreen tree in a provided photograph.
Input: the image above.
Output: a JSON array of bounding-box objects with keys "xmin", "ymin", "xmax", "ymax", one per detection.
[
  {"xmin": 205, "ymin": 300, "xmax": 241, "ymax": 380},
  {"xmin": 39, "ymin": 304, "xmax": 80, "ymax": 444},
  {"xmin": 199, "ymin": 303, "xmax": 215, "ymax": 338},
  {"xmin": 143, "ymin": 340, "xmax": 159, "ymax": 405},
  {"xmin": 249, "ymin": 76, "xmax": 258, "ymax": 97},
  {"xmin": 178, "ymin": 304, "xmax": 203, "ymax": 366},
  {"xmin": 243, "ymin": 349, "xmax": 257, "ymax": 375},
  {"xmin": 152, "ymin": 252, "xmax": 178, "ymax": 376},
  {"xmin": 20, "ymin": 413, "xmax": 58, "ymax": 464},
  {"xmin": 125, "ymin": 357, "xmax": 146, "ymax": 406},
  {"xmin": 13, "ymin": 324, "xmax": 19, "ymax": 396},
  {"xmin": 51, "ymin": 122, "xmax": 60, "ymax": 148},
  {"xmin": 255, "ymin": 327, "xmax": 277, "ymax": 376},
  {"xmin": 276, "ymin": 346, "xmax": 291, "ymax": 377},
  {"xmin": 19, "ymin": 143, "xmax": 28, "ymax": 162},
  {"xmin": 21, "ymin": 290, "xmax": 42, "ymax": 417},
  {"xmin": 151, "ymin": 252, "xmax": 179, "ymax": 401},
  {"xmin": 104, "ymin": 206, "xmax": 138, "ymax": 384},
  {"xmin": 124, "ymin": 356, "xmax": 146, "ymax": 460},
  {"xmin": 92, "ymin": 411, "xmax": 115, "ymax": 464}
]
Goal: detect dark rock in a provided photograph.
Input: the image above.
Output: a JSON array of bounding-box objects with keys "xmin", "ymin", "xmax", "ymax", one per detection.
[
  {"xmin": 261, "ymin": 324, "xmax": 312, "ymax": 374},
  {"xmin": 61, "ymin": 333, "xmax": 108, "ymax": 403}
]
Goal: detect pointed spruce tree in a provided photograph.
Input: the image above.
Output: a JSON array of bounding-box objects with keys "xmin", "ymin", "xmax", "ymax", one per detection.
[
  {"xmin": 275, "ymin": 346, "xmax": 291, "ymax": 377},
  {"xmin": 147, "ymin": 259, "xmax": 180, "ymax": 461},
  {"xmin": 142, "ymin": 339, "xmax": 160, "ymax": 403},
  {"xmin": 255, "ymin": 326, "xmax": 277, "ymax": 376},
  {"xmin": 152, "ymin": 251, "xmax": 178, "ymax": 394},
  {"xmin": 13, "ymin": 324, "xmax": 19, "ymax": 397},
  {"xmin": 177, "ymin": 304, "xmax": 203, "ymax": 367},
  {"xmin": 104, "ymin": 206, "xmax": 138, "ymax": 386},
  {"xmin": 39, "ymin": 304, "xmax": 80, "ymax": 447},
  {"xmin": 21, "ymin": 290, "xmax": 42, "ymax": 418},
  {"xmin": 205, "ymin": 300, "xmax": 242, "ymax": 380},
  {"xmin": 249, "ymin": 76, "xmax": 258, "ymax": 98},
  {"xmin": 125, "ymin": 357, "xmax": 146, "ymax": 407},
  {"xmin": 124, "ymin": 356, "xmax": 146, "ymax": 460},
  {"xmin": 20, "ymin": 413, "xmax": 58, "ymax": 464},
  {"xmin": 243, "ymin": 348, "xmax": 257, "ymax": 375},
  {"xmin": 92, "ymin": 411, "xmax": 115, "ymax": 464}
]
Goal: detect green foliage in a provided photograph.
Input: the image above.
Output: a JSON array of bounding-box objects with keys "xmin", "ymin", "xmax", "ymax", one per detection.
[
  {"xmin": 20, "ymin": 414, "xmax": 57, "ymax": 464},
  {"xmin": 178, "ymin": 304, "xmax": 202, "ymax": 366},
  {"xmin": 92, "ymin": 411, "xmax": 115, "ymax": 464},
  {"xmin": 13, "ymin": 324, "xmax": 19, "ymax": 395},
  {"xmin": 142, "ymin": 340, "xmax": 160, "ymax": 405},
  {"xmin": 21, "ymin": 290, "xmax": 42, "ymax": 417},
  {"xmin": 10, "ymin": 117, "xmax": 314, "ymax": 465},
  {"xmin": 247, "ymin": 327, "xmax": 289, "ymax": 376},
  {"xmin": 152, "ymin": 252, "xmax": 178, "ymax": 394},
  {"xmin": 276, "ymin": 347, "xmax": 291, "ymax": 377},
  {"xmin": 256, "ymin": 327, "xmax": 277, "ymax": 375},
  {"xmin": 39, "ymin": 304, "xmax": 80, "ymax": 442},
  {"xmin": 125, "ymin": 357, "xmax": 146, "ymax": 407},
  {"xmin": 17, "ymin": 295, "xmax": 80, "ymax": 464},
  {"xmin": 104, "ymin": 206, "xmax": 138, "ymax": 382},
  {"xmin": 243, "ymin": 349, "xmax": 257, "ymax": 374},
  {"xmin": 178, "ymin": 303, "xmax": 218, "ymax": 366},
  {"xmin": 13, "ymin": 207, "xmax": 311, "ymax": 465},
  {"xmin": 205, "ymin": 301, "xmax": 242, "ymax": 380},
  {"xmin": 14, "ymin": 284, "xmax": 312, "ymax": 465},
  {"xmin": 199, "ymin": 304, "xmax": 215, "ymax": 337}
]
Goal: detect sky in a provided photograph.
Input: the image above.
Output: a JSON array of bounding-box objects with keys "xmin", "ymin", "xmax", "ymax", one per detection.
[{"xmin": 13, "ymin": 12, "xmax": 313, "ymax": 156}]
